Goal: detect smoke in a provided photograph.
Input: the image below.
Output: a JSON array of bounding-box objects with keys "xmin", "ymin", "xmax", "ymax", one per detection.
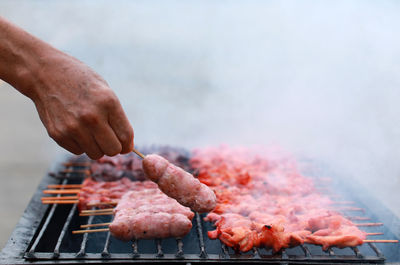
[{"xmin": 2, "ymin": 1, "xmax": 400, "ymax": 215}]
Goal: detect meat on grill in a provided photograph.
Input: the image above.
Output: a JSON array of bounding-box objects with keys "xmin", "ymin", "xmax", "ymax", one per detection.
[
  {"xmin": 90, "ymin": 153, "xmax": 145, "ymax": 181},
  {"xmin": 191, "ymin": 146, "xmax": 367, "ymax": 252},
  {"xmin": 90, "ymin": 146, "xmax": 190, "ymax": 181},
  {"xmin": 109, "ymin": 186, "xmax": 194, "ymax": 240},
  {"xmin": 142, "ymin": 154, "xmax": 216, "ymax": 213},
  {"xmin": 78, "ymin": 177, "xmax": 135, "ymax": 210}
]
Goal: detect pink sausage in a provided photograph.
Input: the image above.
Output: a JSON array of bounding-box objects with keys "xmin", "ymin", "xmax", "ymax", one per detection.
[
  {"xmin": 143, "ymin": 154, "xmax": 216, "ymax": 213},
  {"xmin": 110, "ymin": 209, "xmax": 192, "ymax": 240}
]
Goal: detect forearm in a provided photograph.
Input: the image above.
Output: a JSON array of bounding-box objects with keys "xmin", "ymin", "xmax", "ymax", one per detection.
[{"xmin": 0, "ymin": 16, "xmax": 58, "ymax": 100}]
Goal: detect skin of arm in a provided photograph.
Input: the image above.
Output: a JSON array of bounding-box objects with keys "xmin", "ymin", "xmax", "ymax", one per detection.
[{"xmin": 0, "ymin": 16, "xmax": 134, "ymax": 159}]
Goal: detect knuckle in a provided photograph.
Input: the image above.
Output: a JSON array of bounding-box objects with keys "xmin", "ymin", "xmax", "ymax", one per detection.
[
  {"xmin": 79, "ymin": 111, "xmax": 99, "ymax": 125},
  {"xmin": 99, "ymin": 92, "xmax": 118, "ymax": 108}
]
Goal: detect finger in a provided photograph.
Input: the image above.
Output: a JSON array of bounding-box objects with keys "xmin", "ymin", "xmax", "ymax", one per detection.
[
  {"xmin": 108, "ymin": 104, "xmax": 134, "ymax": 154},
  {"xmin": 72, "ymin": 129, "xmax": 104, "ymax": 160},
  {"xmin": 92, "ymin": 124, "xmax": 122, "ymax": 156},
  {"xmin": 52, "ymin": 135, "xmax": 84, "ymax": 155}
]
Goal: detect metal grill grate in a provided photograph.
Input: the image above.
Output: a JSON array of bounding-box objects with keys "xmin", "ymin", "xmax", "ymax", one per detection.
[{"xmin": 22, "ymin": 159, "xmax": 399, "ymax": 264}]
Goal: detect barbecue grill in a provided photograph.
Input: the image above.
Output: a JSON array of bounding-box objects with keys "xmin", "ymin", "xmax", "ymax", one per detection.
[{"xmin": 1, "ymin": 151, "xmax": 399, "ymax": 265}]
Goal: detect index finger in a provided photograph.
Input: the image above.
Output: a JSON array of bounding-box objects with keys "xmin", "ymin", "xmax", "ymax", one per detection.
[{"xmin": 108, "ymin": 103, "xmax": 134, "ymax": 154}]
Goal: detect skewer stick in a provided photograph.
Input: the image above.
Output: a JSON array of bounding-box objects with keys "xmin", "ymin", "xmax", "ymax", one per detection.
[
  {"xmin": 87, "ymin": 201, "xmax": 118, "ymax": 207},
  {"xmin": 81, "ymin": 208, "xmax": 114, "ymax": 214},
  {"xmin": 72, "ymin": 228, "xmax": 109, "ymax": 234},
  {"xmin": 132, "ymin": 147, "xmax": 145, "ymax": 159},
  {"xmin": 363, "ymin": 240, "xmax": 398, "ymax": 243},
  {"xmin": 42, "ymin": 200, "xmax": 79, "ymax": 204},
  {"xmin": 80, "ymin": 222, "xmax": 111, "ymax": 228},
  {"xmin": 47, "ymin": 184, "xmax": 83, "ymax": 189},
  {"xmin": 355, "ymin": 223, "xmax": 383, "ymax": 227},
  {"xmin": 43, "ymin": 189, "xmax": 81, "ymax": 194},
  {"xmin": 366, "ymin": 232, "xmax": 384, "ymax": 236},
  {"xmin": 79, "ymin": 212, "xmax": 113, "ymax": 216},
  {"xmin": 41, "ymin": 196, "xmax": 78, "ymax": 200}
]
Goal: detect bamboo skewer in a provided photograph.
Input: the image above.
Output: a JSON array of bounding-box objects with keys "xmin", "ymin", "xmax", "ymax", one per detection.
[
  {"xmin": 79, "ymin": 212, "xmax": 113, "ymax": 216},
  {"xmin": 80, "ymin": 222, "xmax": 112, "ymax": 228},
  {"xmin": 87, "ymin": 201, "xmax": 118, "ymax": 207},
  {"xmin": 366, "ymin": 232, "xmax": 384, "ymax": 236},
  {"xmin": 363, "ymin": 240, "xmax": 398, "ymax": 243},
  {"xmin": 80, "ymin": 208, "xmax": 114, "ymax": 214},
  {"xmin": 42, "ymin": 200, "xmax": 79, "ymax": 204},
  {"xmin": 132, "ymin": 147, "xmax": 145, "ymax": 159},
  {"xmin": 72, "ymin": 228, "xmax": 109, "ymax": 234},
  {"xmin": 42, "ymin": 195, "xmax": 78, "ymax": 200},
  {"xmin": 47, "ymin": 184, "xmax": 83, "ymax": 189},
  {"xmin": 43, "ymin": 189, "xmax": 81, "ymax": 194},
  {"xmin": 355, "ymin": 223, "xmax": 383, "ymax": 227}
]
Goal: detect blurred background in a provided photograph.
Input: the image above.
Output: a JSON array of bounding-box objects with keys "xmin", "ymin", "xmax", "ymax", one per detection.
[{"xmin": 1, "ymin": 0, "xmax": 400, "ymax": 248}]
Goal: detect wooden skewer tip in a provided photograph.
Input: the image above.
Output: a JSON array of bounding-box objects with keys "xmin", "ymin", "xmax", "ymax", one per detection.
[
  {"xmin": 42, "ymin": 200, "xmax": 79, "ymax": 204},
  {"xmin": 132, "ymin": 148, "xmax": 145, "ymax": 159},
  {"xmin": 80, "ymin": 222, "xmax": 112, "ymax": 228},
  {"xmin": 80, "ymin": 208, "xmax": 114, "ymax": 214},
  {"xmin": 47, "ymin": 184, "xmax": 83, "ymax": 189},
  {"xmin": 79, "ymin": 212, "xmax": 113, "ymax": 216},
  {"xmin": 41, "ymin": 196, "xmax": 78, "ymax": 200},
  {"xmin": 363, "ymin": 239, "xmax": 398, "ymax": 243},
  {"xmin": 43, "ymin": 189, "xmax": 81, "ymax": 194},
  {"xmin": 355, "ymin": 223, "xmax": 383, "ymax": 227},
  {"xmin": 72, "ymin": 228, "xmax": 109, "ymax": 234},
  {"xmin": 366, "ymin": 232, "xmax": 384, "ymax": 236}
]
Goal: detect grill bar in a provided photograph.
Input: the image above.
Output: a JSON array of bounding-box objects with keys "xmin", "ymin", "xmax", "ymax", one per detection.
[
  {"xmin": 253, "ymin": 248, "xmax": 261, "ymax": 259},
  {"xmin": 368, "ymin": 242, "xmax": 384, "ymax": 258},
  {"xmin": 221, "ymin": 244, "xmax": 230, "ymax": 259},
  {"xmin": 195, "ymin": 213, "xmax": 207, "ymax": 258},
  {"xmin": 155, "ymin": 239, "xmax": 164, "ymax": 257},
  {"xmin": 76, "ymin": 213, "xmax": 95, "ymax": 257},
  {"xmin": 101, "ymin": 231, "xmax": 111, "ymax": 258},
  {"xmin": 326, "ymin": 247, "xmax": 335, "ymax": 256},
  {"xmin": 176, "ymin": 239, "xmax": 184, "ymax": 258},
  {"xmin": 301, "ymin": 245, "xmax": 312, "ymax": 257},
  {"xmin": 132, "ymin": 239, "xmax": 140, "ymax": 258},
  {"xmin": 27, "ymin": 179, "xmax": 68, "ymax": 258},
  {"xmin": 351, "ymin": 246, "xmax": 363, "ymax": 258},
  {"xmin": 53, "ymin": 203, "xmax": 77, "ymax": 258},
  {"xmin": 281, "ymin": 249, "xmax": 288, "ymax": 259}
]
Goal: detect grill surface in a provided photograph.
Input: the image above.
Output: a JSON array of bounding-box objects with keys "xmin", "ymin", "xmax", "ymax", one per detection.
[{"xmin": 1, "ymin": 152, "xmax": 400, "ymax": 265}]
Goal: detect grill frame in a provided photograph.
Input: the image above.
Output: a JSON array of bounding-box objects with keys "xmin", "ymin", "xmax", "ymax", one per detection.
[{"xmin": 1, "ymin": 155, "xmax": 399, "ymax": 265}]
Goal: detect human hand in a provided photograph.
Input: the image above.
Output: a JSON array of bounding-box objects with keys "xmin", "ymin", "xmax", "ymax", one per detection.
[
  {"xmin": 0, "ymin": 16, "xmax": 133, "ymax": 159},
  {"xmin": 27, "ymin": 53, "xmax": 134, "ymax": 159}
]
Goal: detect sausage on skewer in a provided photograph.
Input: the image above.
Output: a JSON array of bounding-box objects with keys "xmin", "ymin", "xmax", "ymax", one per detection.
[{"xmin": 143, "ymin": 154, "xmax": 216, "ymax": 213}]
